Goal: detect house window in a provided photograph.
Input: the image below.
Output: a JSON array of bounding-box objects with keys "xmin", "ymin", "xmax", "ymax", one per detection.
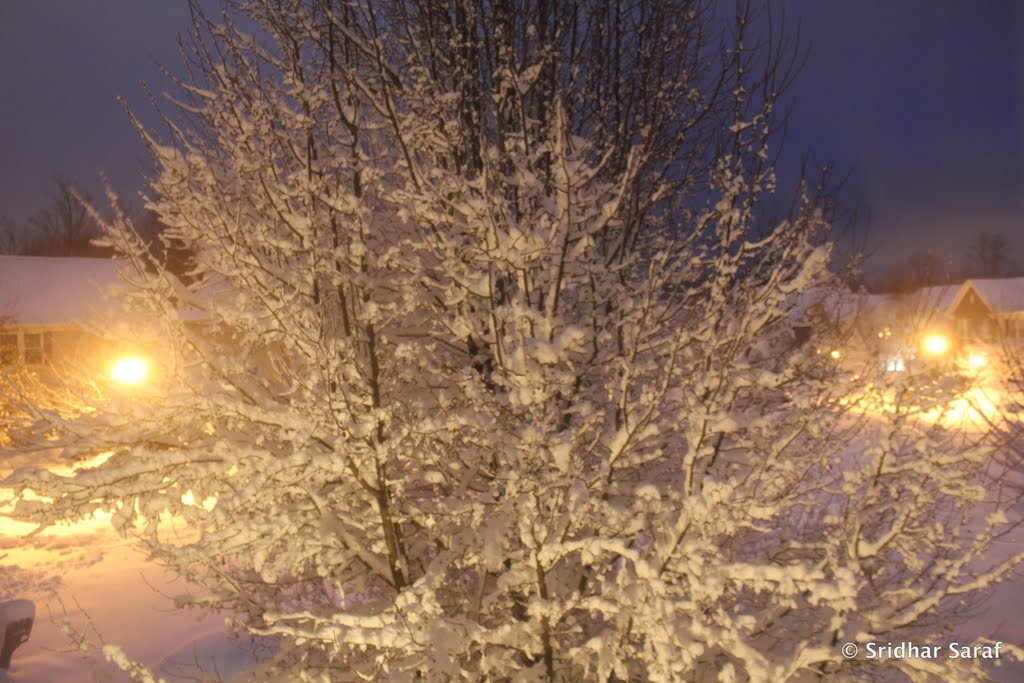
[
  {"xmin": 0, "ymin": 334, "xmax": 16, "ymax": 365},
  {"xmin": 23, "ymin": 333, "xmax": 43, "ymax": 364},
  {"xmin": 884, "ymin": 356, "xmax": 906, "ymax": 372}
]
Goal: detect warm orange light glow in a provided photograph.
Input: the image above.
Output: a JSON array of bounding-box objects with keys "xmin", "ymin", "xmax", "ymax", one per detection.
[
  {"xmin": 829, "ymin": 349, "xmax": 841, "ymax": 360},
  {"xmin": 922, "ymin": 334, "xmax": 949, "ymax": 356},
  {"xmin": 968, "ymin": 353, "xmax": 987, "ymax": 369},
  {"xmin": 111, "ymin": 356, "xmax": 149, "ymax": 385}
]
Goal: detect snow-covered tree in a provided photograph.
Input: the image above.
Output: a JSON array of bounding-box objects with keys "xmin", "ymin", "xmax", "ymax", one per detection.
[{"xmin": 5, "ymin": 1, "xmax": 1022, "ymax": 680}]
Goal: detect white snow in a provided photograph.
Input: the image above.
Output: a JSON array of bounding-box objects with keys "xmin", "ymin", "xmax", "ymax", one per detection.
[
  {"xmin": 0, "ymin": 450, "xmax": 255, "ymax": 683},
  {"xmin": 959, "ymin": 277, "xmax": 1024, "ymax": 316}
]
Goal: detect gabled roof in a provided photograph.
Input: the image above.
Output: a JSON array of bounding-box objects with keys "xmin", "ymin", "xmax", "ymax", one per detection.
[
  {"xmin": 951, "ymin": 277, "xmax": 1024, "ymax": 316},
  {"xmin": 0, "ymin": 255, "xmax": 124, "ymax": 327},
  {"xmin": 907, "ymin": 284, "xmax": 960, "ymax": 316}
]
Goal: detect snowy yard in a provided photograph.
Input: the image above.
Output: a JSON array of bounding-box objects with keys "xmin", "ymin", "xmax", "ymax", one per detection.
[
  {"xmin": 957, "ymin": 507, "xmax": 1024, "ymax": 683},
  {"xmin": 3, "ymin": 414, "xmax": 1024, "ymax": 682},
  {"xmin": 0, "ymin": 450, "xmax": 255, "ymax": 683},
  {"xmin": 4, "ymin": 522, "xmax": 1024, "ymax": 683},
  {"xmin": 2, "ymin": 372, "xmax": 1023, "ymax": 681}
]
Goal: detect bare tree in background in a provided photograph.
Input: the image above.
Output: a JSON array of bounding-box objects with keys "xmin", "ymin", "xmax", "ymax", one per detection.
[
  {"xmin": 969, "ymin": 231, "xmax": 1011, "ymax": 278},
  {"xmin": 0, "ymin": 215, "xmax": 22, "ymax": 254},
  {"xmin": 25, "ymin": 177, "xmax": 99, "ymax": 256},
  {"xmin": 878, "ymin": 249, "xmax": 946, "ymax": 293},
  {"xmin": 908, "ymin": 250, "xmax": 941, "ymax": 287}
]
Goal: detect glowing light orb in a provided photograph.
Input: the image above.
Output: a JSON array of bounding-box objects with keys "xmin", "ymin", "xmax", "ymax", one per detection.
[
  {"xmin": 968, "ymin": 353, "xmax": 987, "ymax": 369},
  {"xmin": 110, "ymin": 356, "xmax": 149, "ymax": 385},
  {"xmin": 922, "ymin": 334, "xmax": 949, "ymax": 356},
  {"xmin": 829, "ymin": 349, "xmax": 841, "ymax": 360}
]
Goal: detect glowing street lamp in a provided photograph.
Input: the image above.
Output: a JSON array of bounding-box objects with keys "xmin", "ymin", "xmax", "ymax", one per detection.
[
  {"xmin": 921, "ymin": 334, "xmax": 949, "ymax": 356},
  {"xmin": 110, "ymin": 356, "xmax": 149, "ymax": 385}
]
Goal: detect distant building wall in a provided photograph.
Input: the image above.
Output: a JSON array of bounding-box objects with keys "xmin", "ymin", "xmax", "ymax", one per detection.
[
  {"xmin": 0, "ymin": 325, "xmax": 106, "ymax": 370},
  {"xmin": 952, "ymin": 287, "xmax": 994, "ymax": 340}
]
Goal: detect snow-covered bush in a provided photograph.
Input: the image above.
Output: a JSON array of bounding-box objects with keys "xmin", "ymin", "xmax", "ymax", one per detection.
[
  {"xmin": 0, "ymin": 351, "xmax": 103, "ymax": 449},
  {"xmin": 4, "ymin": 1, "xmax": 1021, "ymax": 680}
]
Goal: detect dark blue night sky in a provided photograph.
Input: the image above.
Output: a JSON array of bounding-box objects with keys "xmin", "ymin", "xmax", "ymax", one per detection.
[
  {"xmin": 0, "ymin": 1, "xmax": 200, "ymax": 222},
  {"xmin": 778, "ymin": 0, "xmax": 1023, "ymax": 277},
  {"xmin": 1, "ymin": 1, "xmax": 1021, "ymax": 280}
]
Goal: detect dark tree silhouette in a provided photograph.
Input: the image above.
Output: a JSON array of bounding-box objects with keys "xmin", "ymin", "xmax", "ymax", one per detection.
[
  {"xmin": 25, "ymin": 177, "xmax": 100, "ymax": 257},
  {"xmin": 969, "ymin": 231, "xmax": 1011, "ymax": 278}
]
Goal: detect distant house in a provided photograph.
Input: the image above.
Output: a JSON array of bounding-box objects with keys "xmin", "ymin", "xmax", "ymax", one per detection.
[
  {"xmin": 789, "ymin": 282, "xmax": 972, "ymax": 371},
  {"xmin": 948, "ymin": 278, "xmax": 1024, "ymax": 341},
  {"xmin": 0, "ymin": 255, "xmax": 124, "ymax": 368}
]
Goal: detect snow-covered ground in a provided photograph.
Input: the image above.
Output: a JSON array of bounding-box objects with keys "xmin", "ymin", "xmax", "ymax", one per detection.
[
  {"xmin": 922, "ymin": 370, "xmax": 1024, "ymax": 683},
  {"xmin": 958, "ymin": 508, "xmax": 1024, "ymax": 683},
  {"xmin": 0, "ymin": 451, "xmax": 256, "ymax": 683}
]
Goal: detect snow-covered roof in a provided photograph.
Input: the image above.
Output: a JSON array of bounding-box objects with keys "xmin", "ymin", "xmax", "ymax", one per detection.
[
  {"xmin": 0, "ymin": 255, "xmax": 124, "ymax": 327},
  {"xmin": 853, "ymin": 292, "xmax": 899, "ymax": 317},
  {"xmin": 789, "ymin": 284, "xmax": 964, "ymax": 331},
  {"xmin": 908, "ymin": 284, "xmax": 960, "ymax": 315},
  {"xmin": 788, "ymin": 287, "xmax": 864, "ymax": 326},
  {"xmin": 955, "ymin": 277, "xmax": 1024, "ymax": 316}
]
